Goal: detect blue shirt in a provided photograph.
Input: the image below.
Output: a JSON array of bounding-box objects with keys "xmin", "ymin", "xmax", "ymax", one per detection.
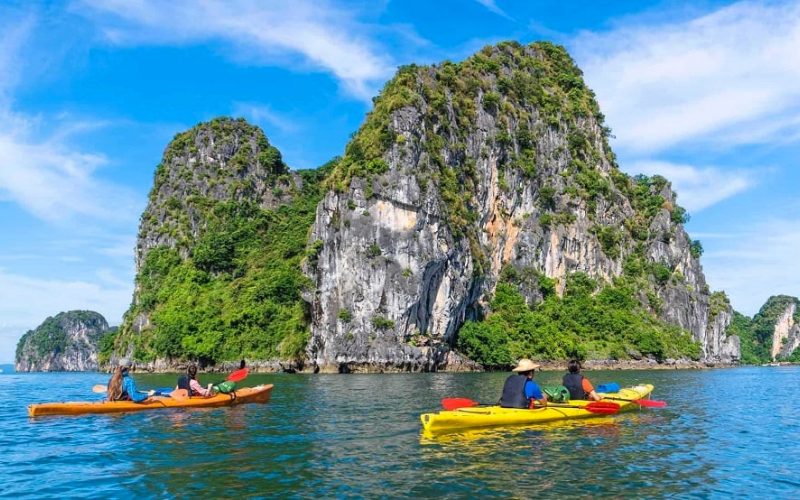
[
  {"xmin": 122, "ymin": 373, "xmax": 148, "ymax": 402},
  {"xmin": 524, "ymin": 379, "xmax": 543, "ymax": 401}
]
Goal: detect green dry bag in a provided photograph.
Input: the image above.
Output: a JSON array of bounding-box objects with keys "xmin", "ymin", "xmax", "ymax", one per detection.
[
  {"xmin": 214, "ymin": 381, "xmax": 236, "ymax": 394},
  {"xmin": 542, "ymin": 385, "xmax": 571, "ymax": 403}
]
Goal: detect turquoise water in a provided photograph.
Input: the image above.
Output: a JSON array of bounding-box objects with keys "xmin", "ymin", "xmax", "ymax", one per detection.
[{"xmin": 2, "ymin": 367, "xmax": 798, "ymax": 498}]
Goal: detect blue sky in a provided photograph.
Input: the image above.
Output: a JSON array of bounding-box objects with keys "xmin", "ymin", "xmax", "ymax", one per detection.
[{"xmin": 1, "ymin": 0, "xmax": 799, "ymax": 363}]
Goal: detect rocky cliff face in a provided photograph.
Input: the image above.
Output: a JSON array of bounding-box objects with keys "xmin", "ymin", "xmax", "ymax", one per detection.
[
  {"xmin": 768, "ymin": 297, "xmax": 800, "ymax": 359},
  {"xmin": 120, "ymin": 118, "xmax": 300, "ymax": 350},
  {"xmin": 304, "ymin": 41, "xmax": 738, "ymax": 371},
  {"xmin": 15, "ymin": 311, "xmax": 110, "ymax": 372},
  {"xmin": 136, "ymin": 117, "xmax": 296, "ymax": 268}
]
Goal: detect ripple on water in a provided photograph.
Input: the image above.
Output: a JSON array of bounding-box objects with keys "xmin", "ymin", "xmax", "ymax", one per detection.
[{"xmin": 3, "ymin": 368, "xmax": 800, "ymax": 497}]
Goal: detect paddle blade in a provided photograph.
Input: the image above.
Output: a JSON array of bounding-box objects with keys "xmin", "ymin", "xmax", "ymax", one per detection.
[
  {"xmin": 633, "ymin": 399, "xmax": 667, "ymax": 408},
  {"xmin": 584, "ymin": 401, "xmax": 620, "ymax": 414},
  {"xmin": 92, "ymin": 384, "xmax": 107, "ymax": 394},
  {"xmin": 227, "ymin": 368, "xmax": 249, "ymax": 382},
  {"xmin": 441, "ymin": 398, "xmax": 479, "ymax": 410}
]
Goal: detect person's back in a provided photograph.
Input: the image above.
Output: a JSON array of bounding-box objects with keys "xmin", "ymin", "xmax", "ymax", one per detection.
[
  {"xmin": 499, "ymin": 359, "xmax": 546, "ymax": 409},
  {"xmin": 499, "ymin": 374, "xmax": 529, "ymax": 408},
  {"xmin": 181, "ymin": 365, "xmax": 213, "ymax": 397},
  {"xmin": 110, "ymin": 358, "xmax": 151, "ymax": 402},
  {"xmin": 562, "ymin": 359, "xmax": 601, "ymax": 401}
]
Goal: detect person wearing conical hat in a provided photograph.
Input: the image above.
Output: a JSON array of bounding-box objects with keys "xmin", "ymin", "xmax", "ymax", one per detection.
[{"xmin": 498, "ymin": 358, "xmax": 548, "ymax": 409}]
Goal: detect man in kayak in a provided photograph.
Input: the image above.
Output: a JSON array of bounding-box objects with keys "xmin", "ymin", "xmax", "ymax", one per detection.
[
  {"xmin": 499, "ymin": 359, "xmax": 547, "ymax": 409},
  {"xmin": 562, "ymin": 359, "xmax": 602, "ymax": 401},
  {"xmin": 107, "ymin": 358, "xmax": 154, "ymax": 402}
]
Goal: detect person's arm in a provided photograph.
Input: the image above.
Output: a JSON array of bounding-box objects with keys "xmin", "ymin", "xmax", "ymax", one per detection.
[
  {"xmin": 190, "ymin": 379, "xmax": 213, "ymax": 397},
  {"xmin": 124, "ymin": 376, "xmax": 151, "ymax": 403},
  {"xmin": 583, "ymin": 378, "xmax": 602, "ymax": 401},
  {"xmin": 525, "ymin": 381, "xmax": 547, "ymax": 408}
]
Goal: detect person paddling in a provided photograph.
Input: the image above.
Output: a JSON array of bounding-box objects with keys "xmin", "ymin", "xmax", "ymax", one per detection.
[
  {"xmin": 562, "ymin": 359, "xmax": 602, "ymax": 401},
  {"xmin": 499, "ymin": 359, "xmax": 547, "ymax": 409},
  {"xmin": 107, "ymin": 358, "xmax": 154, "ymax": 402},
  {"xmin": 177, "ymin": 364, "xmax": 213, "ymax": 397}
]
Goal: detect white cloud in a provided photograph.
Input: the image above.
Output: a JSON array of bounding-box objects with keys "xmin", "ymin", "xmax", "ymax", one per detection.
[
  {"xmin": 232, "ymin": 102, "xmax": 299, "ymax": 134},
  {"xmin": 474, "ymin": 0, "xmax": 511, "ymax": 19},
  {"xmin": 0, "ymin": 110, "xmax": 141, "ymax": 223},
  {"xmin": 630, "ymin": 160, "xmax": 755, "ymax": 212},
  {"xmin": 74, "ymin": 0, "xmax": 395, "ymax": 100},
  {"xmin": 0, "ymin": 12, "xmax": 141, "ymax": 224},
  {"xmin": 574, "ymin": 0, "xmax": 800, "ymax": 154},
  {"xmin": 700, "ymin": 218, "xmax": 800, "ymax": 316},
  {"xmin": 0, "ymin": 267, "xmax": 133, "ymax": 363}
]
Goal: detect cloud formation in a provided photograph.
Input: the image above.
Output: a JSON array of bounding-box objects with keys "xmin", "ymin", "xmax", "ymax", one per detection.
[
  {"xmin": 700, "ymin": 217, "xmax": 800, "ymax": 316},
  {"xmin": 75, "ymin": 0, "xmax": 395, "ymax": 100},
  {"xmin": 474, "ymin": 0, "xmax": 511, "ymax": 20},
  {"xmin": 0, "ymin": 12, "xmax": 140, "ymax": 223},
  {"xmin": 574, "ymin": 1, "xmax": 800, "ymax": 154},
  {"xmin": 630, "ymin": 160, "xmax": 755, "ymax": 212}
]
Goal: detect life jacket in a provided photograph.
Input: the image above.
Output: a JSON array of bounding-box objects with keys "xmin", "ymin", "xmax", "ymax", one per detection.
[
  {"xmin": 177, "ymin": 375, "xmax": 193, "ymax": 396},
  {"xmin": 563, "ymin": 372, "xmax": 586, "ymax": 400},
  {"xmin": 499, "ymin": 374, "xmax": 529, "ymax": 408}
]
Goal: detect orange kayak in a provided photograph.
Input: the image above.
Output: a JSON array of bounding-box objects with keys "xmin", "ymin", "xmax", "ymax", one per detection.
[{"xmin": 28, "ymin": 384, "xmax": 273, "ymax": 417}]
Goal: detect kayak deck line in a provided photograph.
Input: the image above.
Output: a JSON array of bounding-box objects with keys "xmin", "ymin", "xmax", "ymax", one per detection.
[
  {"xmin": 420, "ymin": 384, "xmax": 654, "ymax": 436},
  {"xmin": 27, "ymin": 384, "xmax": 273, "ymax": 417}
]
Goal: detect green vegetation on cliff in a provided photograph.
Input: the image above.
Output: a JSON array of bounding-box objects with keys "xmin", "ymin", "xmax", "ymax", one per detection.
[
  {"xmin": 457, "ymin": 273, "xmax": 701, "ymax": 368},
  {"xmin": 16, "ymin": 311, "xmax": 110, "ymax": 366},
  {"xmin": 120, "ymin": 159, "xmax": 333, "ymax": 365}
]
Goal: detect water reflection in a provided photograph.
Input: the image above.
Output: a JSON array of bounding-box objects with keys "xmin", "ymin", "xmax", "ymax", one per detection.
[{"xmin": 5, "ymin": 368, "xmax": 800, "ymax": 496}]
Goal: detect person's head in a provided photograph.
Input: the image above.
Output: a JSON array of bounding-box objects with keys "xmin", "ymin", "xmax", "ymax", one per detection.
[
  {"xmin": 512, "ymin": 359, "xmax": 541, "ymax": 378},
  {"xmin": 239, "ymin": 359, "xmax": 246, "ymax": 370},
  {"xmin": 108, "ymin": 365, "xmax": 125, "ymax": 400},
  {"xmin": 568, "ymin": 359, "xmax": 581, "ymax": 374},
  {"xmin": 118, "ymin": 357, "xmax": 132, "ymax": 373},
  {"xmin": 188, "ymin": 364, "xmax": 198, "ymax": 380}
]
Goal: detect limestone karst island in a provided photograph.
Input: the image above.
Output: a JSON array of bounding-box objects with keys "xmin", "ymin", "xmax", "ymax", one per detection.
[{"xmin": 16, "ymin": 43, "xmax": 798, "ymax": 374}]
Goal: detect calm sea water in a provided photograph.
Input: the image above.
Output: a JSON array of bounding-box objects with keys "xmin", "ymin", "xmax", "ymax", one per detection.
[{"xmin": 1, "ymin": 367, "xmax": 798, "ymax": 498}]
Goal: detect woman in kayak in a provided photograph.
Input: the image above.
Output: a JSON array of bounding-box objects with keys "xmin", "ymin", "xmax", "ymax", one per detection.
[
  {"xmin": 562, "ymin": 359, "xmax": 602, "ymax": 401},
  {"xmin": 499, "ymin": 359, "xmax": 548, "ymax": 409},
  {"xmin": 177, "ymin": 365, "xmax": 214, "ymax": 397},
  {"xmin": 107, "ymin": 358, "xmax": 154, "ymax": 402}
]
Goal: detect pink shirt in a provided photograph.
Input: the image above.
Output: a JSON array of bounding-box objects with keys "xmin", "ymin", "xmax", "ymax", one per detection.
[{"xmin": 190, "ymin": 379, "xmax": 211, "ymax": 396}]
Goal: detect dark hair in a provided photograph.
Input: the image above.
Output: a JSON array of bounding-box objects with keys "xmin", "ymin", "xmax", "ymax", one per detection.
[
  {"xmin": 568, "ymin": 359, "xmax": 581, "ymax": 373},
  {"xmin": 188, "ymin": 364, "xmax": 198, "ymax": 379},
  {"xmin": 240, "ymin": 359, "xmax": 246, "ymax": 370}
]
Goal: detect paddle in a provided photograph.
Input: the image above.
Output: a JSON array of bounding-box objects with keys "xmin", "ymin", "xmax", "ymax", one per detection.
[
  {"xmin": 602, "ymin": 396, "xmax": 667, "ymax": 408},
  {"xmin": 441, "ymin": 398, "xmax": 620, "ymax": 414},
  {"xmin": 226, "ymin": 367, "xmax": 248, "ymax": 383}
]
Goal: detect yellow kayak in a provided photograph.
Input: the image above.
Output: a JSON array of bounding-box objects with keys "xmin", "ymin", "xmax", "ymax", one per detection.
[
  {"xmin": 420, "ymin": 384, "xmax": 654, "ymax": 436},
  {"xmin": 28, "ymin": 384, "xmax": 273, "ymax": 417}
]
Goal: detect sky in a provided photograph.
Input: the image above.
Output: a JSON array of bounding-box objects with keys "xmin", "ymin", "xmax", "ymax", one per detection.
[{"xmin": 1, "ymin": 0, "xmax": 798, "ymax": 363}]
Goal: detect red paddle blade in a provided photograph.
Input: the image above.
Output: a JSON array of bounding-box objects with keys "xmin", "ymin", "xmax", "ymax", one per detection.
[
  {"xmin": 633, "ymin": 399, "xmax": 667, "ymax": 408},
  {"xmin": 584, "ymin": 402, "xmax": 620, "ymax": 414},
  {"xmin": 227, "ymin": 368, "xmax": 249, "ymax": 382},
  {"xmin": 441, "ymin": 398, "xmax": 479, "ymax": 410}
]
